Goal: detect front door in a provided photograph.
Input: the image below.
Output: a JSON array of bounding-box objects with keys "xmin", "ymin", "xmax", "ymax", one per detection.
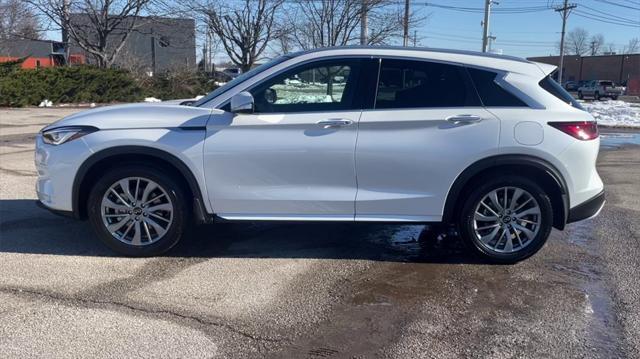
[{"xmin": 203, "ymin": 59, "xmax": 366, "ymax": 220}]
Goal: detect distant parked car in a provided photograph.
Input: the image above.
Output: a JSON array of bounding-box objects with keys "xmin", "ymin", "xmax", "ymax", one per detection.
[
  {"xmin": 213, "ymin": 70, "xmax": 233, "ymax": 82},
  {"xmin": 223, "ymin": 68, "xmax": 241, "ymax": 79},
  {"xmin": 564, "ymin": 81, "xmax": 580, "ymax": 91},
  {"xmin": 577, "ymin": 80, "xmax": 624, "ymax": 100}
]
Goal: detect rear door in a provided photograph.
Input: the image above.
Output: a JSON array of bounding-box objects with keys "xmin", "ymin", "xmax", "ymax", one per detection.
[{"xmin": 355, "ymin": 58, "xmax": 499, "ymax": 222}]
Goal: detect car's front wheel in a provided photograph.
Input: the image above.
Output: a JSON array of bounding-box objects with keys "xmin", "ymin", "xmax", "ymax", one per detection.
[
  {"xmin": 87, "ymin": 165, "xmax": 189, "ymax": 256},
  {"xmin": 458, "ymin": 176, "xmax": 553, "ymax": 263}
]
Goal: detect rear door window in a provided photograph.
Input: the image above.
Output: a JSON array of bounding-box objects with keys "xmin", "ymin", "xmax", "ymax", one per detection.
[
  {"xmin": 466, "ymin": 68, "xmax": 528, "ymax": 107},
  {"xmin": 374, "ymin": 59, "xmax": 481, "ymax": 109}
]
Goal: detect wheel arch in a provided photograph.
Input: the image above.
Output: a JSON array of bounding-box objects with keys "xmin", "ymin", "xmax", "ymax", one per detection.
[
  {"xmin": 72, "ymin": 146, "xmax": 212, "ymax": 223},
  {"xmin": 442, "ymin": 155, "xmax": 569, "ymax": 230}
]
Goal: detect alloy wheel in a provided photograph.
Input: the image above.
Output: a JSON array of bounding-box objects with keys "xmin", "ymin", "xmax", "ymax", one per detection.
[
  {"xmin": 472, "ymin": 186, "xmax": 541, "ymax": 254},
  {"xmin": 100, "ymin": 177, "xmax": 174, "ymax": 246}
]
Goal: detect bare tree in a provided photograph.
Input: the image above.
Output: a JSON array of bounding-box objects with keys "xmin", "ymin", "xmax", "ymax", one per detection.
[
  {"xmin": 589, "ymin": 33, "xmax": 605, "ymax": 56},
  {"xmin": 26, "ymin": 0, "xmax": 152, "ymax": 68},
  {"xmin": 0, "ymin": 0, "xmax": 42, "ymax": 41},
  {"xmin": 273, "ymin": 29, "xmax": 296, "ymax": 55},
  {"xmin": 605, "ymin": 42, "xmax": 617, "ymax": 54},
  {"xmin": 622, "ymin": 37, "xmax": 639, "ymax": 54},
  {"xmin": 201, "ymin": 0, "xmax": 284, "ymax": 72},
  {"xmin": 286, "ymin": 0, "xmax": 423, "ymax": 50},
  {"xmin": 565, "ymin": 27, "xmax": 590, "ymax": 55}
]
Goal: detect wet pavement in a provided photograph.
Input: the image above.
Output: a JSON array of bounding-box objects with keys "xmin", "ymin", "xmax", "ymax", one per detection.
[{"xmin": 1, "ymin": 108, "xmax": 639, "ymax": 358}]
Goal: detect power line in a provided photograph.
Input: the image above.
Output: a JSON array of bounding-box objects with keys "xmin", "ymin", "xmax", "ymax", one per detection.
[
  {"xmin": 406, "ymin": 2, "xmax": 552, "ymax": 14},
  {"xmin": 577, "ymin": 4, "xmax": 640, "ymax": 25},
  {"xmin": 573, "ymin": 10, "xmax": 640, "ymax": 27},
  {"xmin": 591, "ymin": 0, "xmax": 640, "ymax": 11}
]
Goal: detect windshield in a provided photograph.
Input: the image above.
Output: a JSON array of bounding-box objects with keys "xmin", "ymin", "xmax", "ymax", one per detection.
[{"xmin": 194, "ymin": 55, "xmax": 292, "ymax": 107}]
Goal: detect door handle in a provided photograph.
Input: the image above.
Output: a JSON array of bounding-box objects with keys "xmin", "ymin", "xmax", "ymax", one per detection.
[
  {"xmin": 446, "ymin": 114, "xmax": 482, "ymax": 124},
  {"xmin": 316, "ymin": 119, "xmax": 354, "ymax": 128}
]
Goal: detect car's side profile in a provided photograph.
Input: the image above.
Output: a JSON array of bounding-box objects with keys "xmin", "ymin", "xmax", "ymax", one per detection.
[{"xmin": 36, "ymin": 46, "xmax": 605, "ymax": 263}]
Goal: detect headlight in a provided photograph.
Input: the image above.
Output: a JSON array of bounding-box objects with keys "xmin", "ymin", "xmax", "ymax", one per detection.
[{"xmin": 41, "ymin": 126, "xmax": 98, "ymax": 145}]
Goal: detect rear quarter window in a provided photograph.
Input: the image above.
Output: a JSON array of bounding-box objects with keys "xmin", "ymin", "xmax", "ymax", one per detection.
[
  {"xmin": 539, "ymin": 76, "xmax": 585, "ymax": 111},
  {"xmin": 466, "ymin": 68, "xmax": 528, "ymax": 107}
]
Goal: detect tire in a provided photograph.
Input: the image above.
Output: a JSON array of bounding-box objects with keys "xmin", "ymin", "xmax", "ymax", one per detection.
[
  {"xmin": 458, "ymin": 175, "xmax": 553, "ymax": 264},
  {"xmin": 611, "ymin": 96, "xmax": 618, "ymax": 101},
  {"xmin": 594, "ymin": 92, "xmax": 600, "ymax": 101},
  {"xmin": 578, "ymin": 91, "xmax": 583, "ymax": 100},
  {"xmin": 87, "ymin": 164, "xmax": 189, "ymax": 256}
]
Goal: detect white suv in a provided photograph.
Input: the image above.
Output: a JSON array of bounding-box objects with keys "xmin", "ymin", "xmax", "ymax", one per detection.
[{"xmin": 35, "ymin": 46, "xmax": 604, "ymax": 263}]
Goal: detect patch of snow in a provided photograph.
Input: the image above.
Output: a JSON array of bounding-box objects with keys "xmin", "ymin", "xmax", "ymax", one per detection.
[
  {"xmin": 194, "ymin": 95, "xmax": 204, "ymax": 100},
  {"xmin": 581, "ymin": 100, "xmax": 640, "ymax": 128},
  {"xmin": 144, "ymin": 97, "xmax": 162, "ymax": 103},
  {"xmin": 38, "ymin": 99, "xmax": 53, "ymax": 107}
]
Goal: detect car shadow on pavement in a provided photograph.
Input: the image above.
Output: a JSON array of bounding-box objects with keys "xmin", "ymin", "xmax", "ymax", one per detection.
[{"xmin": 0, "ymin": 199, "xmax": 485, "ymax": 264}]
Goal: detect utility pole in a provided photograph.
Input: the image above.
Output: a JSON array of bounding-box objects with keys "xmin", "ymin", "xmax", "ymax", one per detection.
[
  {"xmin": 403, "ymin": 0, "xmax": 410, "ymax": 46},
  {"xmin": 555, "ymin": 0, "xmax": 577, "ymax": 84},
  {"xmin": 413, "ymin": 30, "xmax": 417, "ymax": 47},
  {"xmin": 481, "ymin": 0, "xmax": 496, "ymax": 52},
  {"xmin": 360, "ymin": 0, "xmax": 368, "ymax": 45}
]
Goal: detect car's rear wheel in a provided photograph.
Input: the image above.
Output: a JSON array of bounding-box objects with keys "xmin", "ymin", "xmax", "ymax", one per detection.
[
  {"xmin": 611, "ymin": 96, "xmax": 618, "ymax": 100},
  {"xmin": 87, "ymin": 165, "xmax": 188, "ymax": 256},
  {"xmin": 594, "ymin": 92, "xmax": 600, "ymax": 100},
  {"xmin": 458, "ymin": 176, "xmax": 553, "ymax": 263},
  {"xmin": 578, "ymin": 91, "xmax": 583, "ymax": 100}
]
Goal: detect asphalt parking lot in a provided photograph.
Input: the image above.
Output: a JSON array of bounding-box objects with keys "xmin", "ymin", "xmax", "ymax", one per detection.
[{"xmin": 1, "ymin": 107, "xmax": 639, "ymax": 358}]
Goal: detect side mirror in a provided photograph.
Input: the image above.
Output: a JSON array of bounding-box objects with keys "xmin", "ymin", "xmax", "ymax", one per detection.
[{"xmin": 230, "ymin": 91, "xmax": 254, "ymax": 114}]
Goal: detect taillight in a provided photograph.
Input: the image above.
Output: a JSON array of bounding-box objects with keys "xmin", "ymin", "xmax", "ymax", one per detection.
[{"xmin": 548, "ymin": 121, "xmax": 599, "ymax": 140}]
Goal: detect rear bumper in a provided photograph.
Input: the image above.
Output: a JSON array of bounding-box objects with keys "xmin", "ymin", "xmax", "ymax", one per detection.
[{"xmin": 567, "ymin": 190, "xmax": 605, "ymax": 224}]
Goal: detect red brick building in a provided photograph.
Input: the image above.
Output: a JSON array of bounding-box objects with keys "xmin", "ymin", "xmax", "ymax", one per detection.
[{"xmin": 0, "ymin": 39, "xmax": 84, "ymax": 69}]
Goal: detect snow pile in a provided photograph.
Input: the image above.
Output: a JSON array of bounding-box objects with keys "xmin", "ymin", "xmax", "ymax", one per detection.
[
  {"xmin": 38, "ymin": 99, "xmax": 53, "ymax": 107},
  {"xmin": 582, "ymin": 100, "xmax": 640, "ymax": 128},
  {"xmin": 275, "ymin": 94, "xmax": 335, "ymax": 104},
  {"xmin": 144, "ymin": 97, "xmax": 162, "ymax": 103}
]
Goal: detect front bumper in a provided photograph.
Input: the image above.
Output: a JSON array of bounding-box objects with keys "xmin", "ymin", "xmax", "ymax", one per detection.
[
  {"xmin": 36, "ymin": 200, "xmax": 75, "ymax": 218},
  {"xmin": 35, "ymin": 134, "xmax": 92, "ymax": 213},
  {"xmin": 567, "ymin": 190, "xmax": 605, "ymax": 224}
]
